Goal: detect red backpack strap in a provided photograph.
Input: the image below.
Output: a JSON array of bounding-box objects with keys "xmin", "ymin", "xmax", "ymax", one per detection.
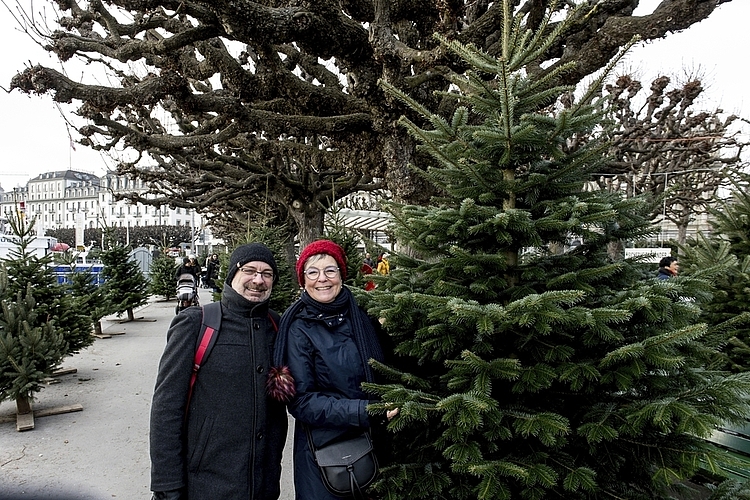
[
  {"xmin": 267, "ymin": 312, "xmax": 279, "ymax": 332},
  {"xmin": 186, "ymin": 302, "xmax": 222, "ymax": 412}
]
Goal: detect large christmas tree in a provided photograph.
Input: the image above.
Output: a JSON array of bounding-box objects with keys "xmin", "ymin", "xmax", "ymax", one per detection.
[{"xmin": 361, "ymin": 3, "xmax": 750, "ymax": 499}]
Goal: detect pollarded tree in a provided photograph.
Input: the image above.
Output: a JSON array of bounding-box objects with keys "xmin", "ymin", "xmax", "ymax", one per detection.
[
  {"xmin": 7, "ymin": 0, "xmax": 735, "ymax": 245},
  {"xmin": 358, "ymin": 4, "xmax": 750, "ymax": 499},
  {"xmin": 596, "ymin": 75, "xmax": 748, "ymax": 245}
]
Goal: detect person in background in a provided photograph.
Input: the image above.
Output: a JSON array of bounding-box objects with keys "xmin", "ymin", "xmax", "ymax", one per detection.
[
  {"xmin": 205, "ymin": 253, "xmax": 221, "ymax": 292},
  {"xmin": 174, "ymin": 257, "xmax": 199, "ymax": 281},
  {"xmin": 150, "ymin": 243, "xmax": 287, "ymax": 500},
  {"xmin": 377, "ymin": 252, "xmax": 390, "ymax": 275},
  {"xmin": 268, "ymin": 239, "xmax": 395, "ymax": 500},
  {"xmin": 363, "ymin": 252, "xmax": 375, "ymax": 268},
  {"xmin": 657, "ymin": 256, "xmax": 679, "ymax": 280}
]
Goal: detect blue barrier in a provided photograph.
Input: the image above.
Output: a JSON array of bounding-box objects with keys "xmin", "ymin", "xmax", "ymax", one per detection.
[{"xmin": 52, "ymin": 265, "xmax": 105, "ymax": 286}]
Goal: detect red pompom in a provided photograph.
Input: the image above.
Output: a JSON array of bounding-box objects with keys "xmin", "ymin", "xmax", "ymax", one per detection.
[{"xmin": 266, "ymin": 365, "xmax": 296, "ymax": 402}]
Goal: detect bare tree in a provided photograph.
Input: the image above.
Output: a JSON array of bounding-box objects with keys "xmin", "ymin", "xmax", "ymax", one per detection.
[
  {"xmin": 5, "ymin": 0, "xmax": 736, "ymax": 244},
  {"xmin": 597, "ymin": 74, "xmax": 747, "ymax": 244}
]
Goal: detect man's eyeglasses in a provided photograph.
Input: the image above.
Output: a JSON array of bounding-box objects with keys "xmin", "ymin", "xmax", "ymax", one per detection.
[
  {"xmin": 238, "ymin": 266, "xmax": 274, "ymax": 281},
  {"xmin": 304, "ymin": 266, "xmax": 340, "ymax": 280}
]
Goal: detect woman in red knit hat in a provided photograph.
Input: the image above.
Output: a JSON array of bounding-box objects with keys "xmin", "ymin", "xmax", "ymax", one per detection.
[{"xmin": 268, "ymin": 239, "xmax": 395, "ymax": 499}]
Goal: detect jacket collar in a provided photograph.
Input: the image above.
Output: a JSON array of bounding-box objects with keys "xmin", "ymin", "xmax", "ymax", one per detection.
[{"xmin": 221, "ymin": 283, "xmax": 270, "ymax": 317}]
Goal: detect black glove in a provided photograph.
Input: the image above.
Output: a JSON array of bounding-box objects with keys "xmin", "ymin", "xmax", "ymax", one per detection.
[{"xmin": 151, "ymin": 489, "xmax": 185, "ymax": 500}]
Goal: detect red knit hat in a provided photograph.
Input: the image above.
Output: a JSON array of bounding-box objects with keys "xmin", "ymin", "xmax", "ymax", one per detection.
[{"xmin": 296, "ymin": 239, "xmax": 347, "ymax": 285}]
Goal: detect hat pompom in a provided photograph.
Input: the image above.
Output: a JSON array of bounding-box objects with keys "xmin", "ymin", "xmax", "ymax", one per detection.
[{"xmin": 266, "ymin": 365, "xmax": 296, "ymax": 402}]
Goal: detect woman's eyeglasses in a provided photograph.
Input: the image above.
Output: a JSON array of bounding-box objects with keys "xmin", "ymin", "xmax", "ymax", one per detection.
[{"xmin": 304, "ymin": 266, "xmax": 340, "ymax": 280}]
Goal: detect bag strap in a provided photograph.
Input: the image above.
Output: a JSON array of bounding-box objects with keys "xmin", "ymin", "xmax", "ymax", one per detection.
[
  {"xmin": 267, "ymin": 311, "xmax": 279, "ymax": 332},
  {"xmin": 186, "ymin": 302, "xmax": 222, "ymax": 410},
  {"xmin": 186, "ymin": 304, "xmax": 277, "ymax": 410}
]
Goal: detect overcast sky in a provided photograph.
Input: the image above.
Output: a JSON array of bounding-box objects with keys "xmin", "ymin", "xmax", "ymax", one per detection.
[{"xmin": 0, "ymin": 0, "xmax": 747, "ymax": 191}]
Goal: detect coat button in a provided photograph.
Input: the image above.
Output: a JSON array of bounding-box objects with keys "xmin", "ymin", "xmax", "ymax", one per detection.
[
  {"xmin": 257, "ymin": 432, "xmax": 264, "ymax": 440},
  {"xmin": 254, "ymin": 323, "xmax": 260, "ymax": 329},
  {"xmin": 256, "ymin": 365, "xmax": 264, "ymax": 373}
]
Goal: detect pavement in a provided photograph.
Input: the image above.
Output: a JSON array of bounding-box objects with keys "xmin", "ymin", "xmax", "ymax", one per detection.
[{"xmin": 0, "ymin": 287, "xmax": 295, "ymax": 500}]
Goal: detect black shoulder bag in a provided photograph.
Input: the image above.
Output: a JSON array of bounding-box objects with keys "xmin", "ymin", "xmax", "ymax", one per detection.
[{"xmin": 306, "ymin": 428, "xmax": 379, "ymax": 499}]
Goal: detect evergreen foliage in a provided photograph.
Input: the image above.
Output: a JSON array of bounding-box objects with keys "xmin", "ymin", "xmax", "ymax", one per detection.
[
  {"xmin": 100, "ymin": 242, "xmax": 149, "ymax": 319},
  {"xmin": 1, "ymin": 213, "xmax": 92, "ymax": 354},
  {"xmin": 61, "ymin": 252, "xmax": 109, "ymax": 341},
  {"xmin": 361, "ymin": 4, "xmax": 750, "ymax": 498},
  {"xmin": 0, "ymin": 273, "xmax": 67, "ymax": 402},
  {"xmin": 0, "ymin": 211, "xmax": 69, "ymax": 402},
  {"xmin": 150, "ymin": 255, "xmax": 178, "ymax": 300},
  {"xmin": 681, "ymin": 189, "xmax": 750, "ymax": 372}
]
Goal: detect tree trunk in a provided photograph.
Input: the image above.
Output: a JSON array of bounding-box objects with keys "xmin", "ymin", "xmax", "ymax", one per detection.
[
  {"xmin": 289, "ymin": 202, "xmax": 325, "ymax": 248},
  {"xmin": 94, "ymin": 321, "xmax": 103, "ymax": 336},
  {"xmin": 127, "ymin": 308, "xmax": 135, "ymax": 321},
  {"xmin": 16, "ymin": 395, "xmax": 32, "ymax": 415},
  {"xmin": 677, "ymin": 223, "xmax": 688, "ymax": 247}
]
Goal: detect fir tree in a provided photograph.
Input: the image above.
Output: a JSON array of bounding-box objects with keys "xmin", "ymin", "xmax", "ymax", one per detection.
[
  {"xmin": 150, "ymin": 255, "xmax": 178, "ymax": 300},
  {"xmin": 681, "ymin": 189, "xmax": 750, "ymax": 372},
  {"xmin": 1, "ymin": 212, "xmax": 92, "ymax": 354},
  {"xmin": 62, "ymin": 252, "xmax": 109, "ymax": 339},
  {"xmin": 0, "ymin": 272, "xmax": 67, "ymax": 403},
  {"xmin": 100, "ymin": 241, "xmax": 150, "ymax": 321},
  {"xmin": 361, "ymin": 3, "xmax": 750, "ymax": 499},
  {"xmin": 0, "ymin": 211, "xmax": 68, "ymax": 405}
]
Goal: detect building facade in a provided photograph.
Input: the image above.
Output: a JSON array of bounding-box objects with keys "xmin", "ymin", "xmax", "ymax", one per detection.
[{"xmin": 0, "ymin": 170, "xmax": 215, "ymax": 252}]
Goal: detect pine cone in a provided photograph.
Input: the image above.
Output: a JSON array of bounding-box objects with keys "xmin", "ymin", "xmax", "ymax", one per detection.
[{"xmin": 266, "ymin": 365, "xmax": 296, "ymax": 402}]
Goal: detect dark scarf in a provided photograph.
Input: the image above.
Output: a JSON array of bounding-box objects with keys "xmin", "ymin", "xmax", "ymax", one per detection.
[{"xmin": 267, "ymin": 286, "xmax": 383, "ymax": 402}]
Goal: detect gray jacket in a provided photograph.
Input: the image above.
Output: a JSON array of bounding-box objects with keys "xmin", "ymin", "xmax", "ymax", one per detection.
[{"xmin": 150, "ymin": 285, "xmax": 286, "ymax": 499}]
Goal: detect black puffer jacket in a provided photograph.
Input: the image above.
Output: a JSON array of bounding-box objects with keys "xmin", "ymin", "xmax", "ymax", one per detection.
[
  {"xmin": 150, "ymin": 285, "xmax": 287, "ymax": 500},
  {"xmin": 285, "ymin": 300, "xmax": 381, "ymax": 500}
]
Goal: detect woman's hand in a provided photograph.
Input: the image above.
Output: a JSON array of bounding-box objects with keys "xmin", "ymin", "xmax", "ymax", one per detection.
[{"xmin": 386, "ymin": 408, "xmax": 399, "ymax": 420}]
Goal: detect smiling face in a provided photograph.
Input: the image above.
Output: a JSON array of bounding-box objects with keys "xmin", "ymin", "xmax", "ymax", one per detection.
[
  {"xmin": 231, "ymin": 260, "xmax": 274, "ymax": 303},
  {"xmin": 303, "ymin": 254, "xmax": 342, "ymax": 304}
]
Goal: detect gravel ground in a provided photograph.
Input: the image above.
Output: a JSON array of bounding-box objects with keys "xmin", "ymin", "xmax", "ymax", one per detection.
[{"xmin": 0, "ymin": 288, "xmax": 295, "ymax": 500}]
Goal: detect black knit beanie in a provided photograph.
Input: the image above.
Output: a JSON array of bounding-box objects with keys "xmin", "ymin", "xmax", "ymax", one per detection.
[{"xmin": 225, "ymin": 243, "xmax": 279, "ymax": 285}]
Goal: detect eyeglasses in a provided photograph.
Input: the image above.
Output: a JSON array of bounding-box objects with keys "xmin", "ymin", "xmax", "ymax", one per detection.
[
  {"xmin": 238, "ymin": 266, "xmax": 274, "ymax": 281},
  {"xmin": 304, "ymin": 266, "xmax": 340, "ymax": 280}
]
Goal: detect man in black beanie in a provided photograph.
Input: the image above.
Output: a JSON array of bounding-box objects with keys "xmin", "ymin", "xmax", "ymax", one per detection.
[{"xmin": 150, "ymin": 243, "xmax": 287, "ymax": 500}]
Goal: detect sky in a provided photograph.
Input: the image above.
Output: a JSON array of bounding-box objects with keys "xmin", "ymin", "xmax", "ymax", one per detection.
[{"xmin": 0, "ymin": 0, "xmax": 748, "ymax": 192}]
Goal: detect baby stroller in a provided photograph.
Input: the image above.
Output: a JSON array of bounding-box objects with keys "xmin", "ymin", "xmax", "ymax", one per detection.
[{"xmin": 176, "ymin": 273, "xmax": 200, "ymax": 314}]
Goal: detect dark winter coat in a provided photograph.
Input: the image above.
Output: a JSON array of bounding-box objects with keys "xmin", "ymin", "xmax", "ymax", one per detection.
[
  {"xmin": 175, "ymin": 264, "xmax": 199, "ymax": 281},
  {"xmin": 149, "ymin": 284, "xmax": 287, "ymax": 500},
  {"xmin": 283, "ymin": 297, "xmax": 384, "ymax": 500},
  {"xmin": 206, "ymin": 258, "xmax": 220, "ymax": 278},
  {"xmin": 657, "ymin": 267, "xmax": 674, "ymax": 280}
]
